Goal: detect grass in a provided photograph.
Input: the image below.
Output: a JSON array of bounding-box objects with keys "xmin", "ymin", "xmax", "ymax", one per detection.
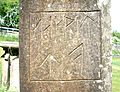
[
  {"xmin": 112, "ymin": 57, "xmax": 120, "ymax": 92},
  {"xmin": 112, "ymin": 50, "xmax": 120, "ymax": 55},
  {"xmin": 0, "ymin": 35, "xmax": 18, "ymax": 42}
]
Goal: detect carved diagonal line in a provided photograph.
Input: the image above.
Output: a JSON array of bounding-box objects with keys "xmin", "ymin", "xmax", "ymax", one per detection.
[
  {"xmin": 83, "ymin": 13, "xmax": 100, "ymax": 29},
  {"xmin": 51, "ymin": 0, "xmax": 55, "ymax": 7},
  {"xmin": 57, "ymin": 20, "xmax": 62, "ymax": 25},
  {"xmin": 86, "ymin": 15, "xmax": 95, "ymax": 21},
  {"xmin": 83, "ymin": 12, "xmax": 95, "ymax": 22},
  {"xmin": 43, "ymin": 25, "xmax": 50, "ymax": 32},
  {"xmin": 66, "ymin": 17, "xmax": 74, "ymax": 20},
  {"xmin": 33, "ymin": 19, "xmax": 41, "ymax": 31},
  {"xmin": 73, "ymin": 53, "xmax": 82, "ymax": 60},
  {"xmin": 79, "ymin": 13, "xmax": 95, "ymax": 29},
  {"xmin": 39, "ymin": 54, "xmax": 50, "ymax": 67},
  {"xmin": 68, "ymin": 43, "xmax": 83, "ymax": 55},
  {"xmin": 79, "ymin": 16, "xmax": 88, "ymax": 29},
  {"xmin": 66, "ymin": 17, "xmax": 74, "ymax": 27}
]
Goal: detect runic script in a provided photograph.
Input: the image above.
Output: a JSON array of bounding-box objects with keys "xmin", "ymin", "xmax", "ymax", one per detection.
[{"xmin": 29, "ymin": 12, "xmax": 101, "ymax": 81}]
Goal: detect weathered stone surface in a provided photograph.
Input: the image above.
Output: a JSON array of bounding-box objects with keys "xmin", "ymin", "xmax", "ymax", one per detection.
[
  {"xmin": 29, "ymin": 0, "xmax": 98, "ymax": 12},
  {"xmin": 30, "ymin": 12, "xmax": 101, "ymax": 81},
  {"xmin": 20, "ymin": 0, "xmax": 111, "ymax": 92}
]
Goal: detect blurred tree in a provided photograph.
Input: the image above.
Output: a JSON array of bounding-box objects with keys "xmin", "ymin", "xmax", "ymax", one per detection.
[
  {"xmin": 112, "ymin": 31, "xmax": 120, "ymax": 39},
  {"xmin": 0, "ymin": 0, "xmax": 19, "ymax": 28},
  {"xmin": 0, "ymin": 0, "xmax": 18, "ymax": 16}
]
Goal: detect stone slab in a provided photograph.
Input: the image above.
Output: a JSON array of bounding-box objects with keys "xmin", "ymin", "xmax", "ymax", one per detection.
[{"xmin": 20, "ymin": 0, "xmax": 111, "ymax": 92}]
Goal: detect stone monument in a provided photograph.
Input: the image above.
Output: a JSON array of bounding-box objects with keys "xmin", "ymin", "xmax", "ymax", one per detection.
[{"xmin": 20, "ymin": 0, "xmax": 111, "ymax": 92}]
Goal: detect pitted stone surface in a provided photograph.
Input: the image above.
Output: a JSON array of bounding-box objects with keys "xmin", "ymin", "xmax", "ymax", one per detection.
[
  {"xmin": 29, "ymin": 0, "xmax": 98, "ymax": 12},
  {"xmin": 20, "ymin": 0, "xmax": 111, "ymax": 92},
  {"xmin": 30, "ymin": 12, "xmax": 101, "ymax": 81}
]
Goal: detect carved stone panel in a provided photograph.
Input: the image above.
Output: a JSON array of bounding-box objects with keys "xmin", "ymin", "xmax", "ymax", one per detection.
[
  {"xmin": 20, "ymin": 0, "xmax": 111, "ymax": 92},
  {"xmin": 29, "ymin": 11, "xmax": 101, "ymax": 81}
]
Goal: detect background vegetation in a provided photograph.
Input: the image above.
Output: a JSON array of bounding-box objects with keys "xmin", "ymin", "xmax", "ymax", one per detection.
[
  {"xmin": 112, "ymin": 31, "xmax": 120, "ymax": 55},
  {"xmin": 0, "ymin": 0, "xmax": 19, "ymax": 28},
  {"xmin": 112, "ymin": 57, "xmax": 120, "ymax": 92},
  {"xmin": 0, "ymin": 35, "xmax": 18, "ymax": 42},
  {"xmin": 113, "ymin": 31, "xmax": 120, "ymax": 44},
  {"xmin": 112, "ymin": 31, "xmax": 120, "ymax": 92}
]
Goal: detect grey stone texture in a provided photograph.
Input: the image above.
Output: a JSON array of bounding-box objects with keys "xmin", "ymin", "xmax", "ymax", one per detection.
[{"xmin": 20, "ymin": 0, "xmax": 111, "ymax": 92}]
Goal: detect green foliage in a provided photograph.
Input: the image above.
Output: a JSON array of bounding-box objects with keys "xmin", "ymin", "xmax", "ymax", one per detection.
[
  {"xmin": 112, "ymin": 57, "xmax": 120, "ymax": 92},
  {"xmin": 0, "ymin": 85, "xmax": 17, "ymax": 92},
  {"xmin": 0, "ymin": 86, "xmax": 7, "ymax": 92},
  {"xmin": 112, "ymin": 31, "xmax": 120, "ymax": 45},
  {"xmin": 0, "ymin": 35, "xmax": 18, "ymax": 42},
  {"xmin": 0, "ymin": 0, "xmax": 18, "ymax": 16},
  {"xmin": 0, "ymin": 0, "xmax": 19, "ymax": 28},
  {"xmin": 112, "ymin": 50, "xmax": 120, "ymax": 55},
  {"xmin": 112, "ymin": 32, "xmax": 120, "ymax": 91},
  {"xmin": 112, "ymin": 37, "xmax": 120, "ymax": 45},
  {"xmin": 112, "ymin": 31, "xmax": 120, "ymax": 39},
  {"xmin": 112, "ymin": 31, "xmax": 120, "ymax": 56}
]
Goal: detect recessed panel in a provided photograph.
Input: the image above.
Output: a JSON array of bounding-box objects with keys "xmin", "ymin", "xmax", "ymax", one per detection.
[{"xmin": 29, "ymin": 12, "xmax": 101, "ymax": 81}]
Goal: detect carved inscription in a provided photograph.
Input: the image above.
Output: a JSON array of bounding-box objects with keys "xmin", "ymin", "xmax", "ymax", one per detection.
[{"xmin": 30, "ymin": 12, "xmax": 101, "ymax": 81}]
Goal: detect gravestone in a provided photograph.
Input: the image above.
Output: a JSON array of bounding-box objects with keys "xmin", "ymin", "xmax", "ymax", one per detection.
[{"xmin": 20, "ymin": 0, "xmax": 111, "ymax": 92}]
